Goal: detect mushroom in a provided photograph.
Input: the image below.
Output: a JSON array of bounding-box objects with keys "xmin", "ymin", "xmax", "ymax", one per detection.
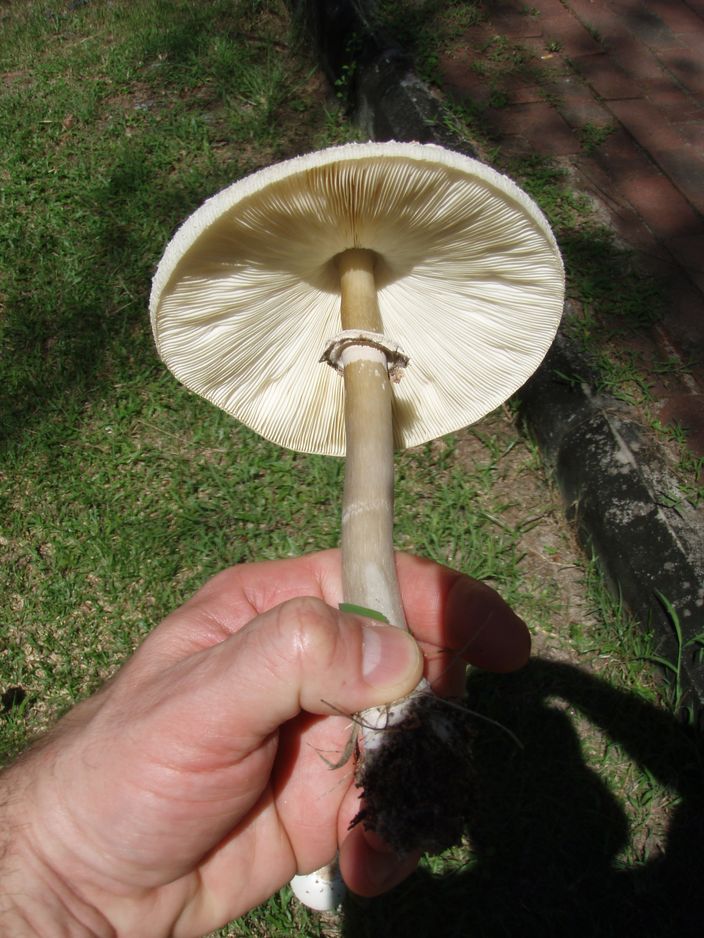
[{"xmin": 150, "ymin": 141, "xmax": 565, "ymax": 909}]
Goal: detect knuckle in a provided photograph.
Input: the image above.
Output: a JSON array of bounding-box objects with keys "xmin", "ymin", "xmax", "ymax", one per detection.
[{"xmin": 275, "ymin": 596, "xmax": 341, "ymax": 671}]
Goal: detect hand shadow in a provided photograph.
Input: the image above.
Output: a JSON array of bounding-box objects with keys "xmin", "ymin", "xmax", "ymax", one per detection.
[{"xmin": 342, "ymin": 658, "xmax": 704, "ymax": 938}]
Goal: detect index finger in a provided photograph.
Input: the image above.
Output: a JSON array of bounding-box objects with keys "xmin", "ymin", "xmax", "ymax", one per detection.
[{"xmin": 394, "ymin": 552, "xmax": 530, "ymax": 691}]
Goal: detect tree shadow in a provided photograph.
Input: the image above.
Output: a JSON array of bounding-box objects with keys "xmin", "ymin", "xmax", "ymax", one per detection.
[
  {"xmin": 342, "ymin": 659, "xmax": 704, "ymax": 937},
  {"xmin": 0, "ymin": 3, "xmax": 257, "ymax": 456}
]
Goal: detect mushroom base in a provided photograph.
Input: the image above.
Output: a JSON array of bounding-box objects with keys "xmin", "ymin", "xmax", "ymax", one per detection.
[{"xmin": 350, "ymin": 691, "xmax": 476, "ymax": 855}]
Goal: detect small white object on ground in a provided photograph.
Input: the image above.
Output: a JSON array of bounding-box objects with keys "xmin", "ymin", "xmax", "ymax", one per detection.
[{"xmin": 290, "ymin": 860, "xmax": 346, "ymax": 911}]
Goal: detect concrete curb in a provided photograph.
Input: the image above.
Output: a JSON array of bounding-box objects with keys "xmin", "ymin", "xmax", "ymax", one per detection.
[
  {"xmin": 521, "ymin": 335, "xmax": 704, "ymax": 717},
  {"xmin": 292, "ymin": 0, "xmax": 704, "ymax": 719}
]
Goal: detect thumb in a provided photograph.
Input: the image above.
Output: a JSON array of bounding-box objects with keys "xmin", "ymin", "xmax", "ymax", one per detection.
[{"xmin": 167, "ymin": 596, "xmax": 424, "ymax": 747}]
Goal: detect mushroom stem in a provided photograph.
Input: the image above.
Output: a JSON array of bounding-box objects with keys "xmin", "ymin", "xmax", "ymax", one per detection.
[
  {"xmin": 335, "ymin": 251, "xmax": 478, "ymax": 861},
  {"xmin": 337, "ymin": 248, "xmax": 406, "ymax": 628},
  {"xmin": 290, "ymin": 250, "xmax": 415, "ymax": 911}
]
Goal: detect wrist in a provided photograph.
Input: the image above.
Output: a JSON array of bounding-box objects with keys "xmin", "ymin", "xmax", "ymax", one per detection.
[{"xmin": 0, "ymin": 764, "xmax": 112, "ymax": 938}]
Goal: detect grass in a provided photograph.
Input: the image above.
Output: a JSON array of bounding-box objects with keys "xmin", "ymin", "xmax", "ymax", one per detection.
[
  {"xmin": 579, "ymin": 120, "xmax": 616, "ymax": 154},
  {"xmin": 0, "ymin": 0, "xmax": 357, "ymax": 758},
  {"xmin": 1, "ymin": 2, "xmax": 703, "ymax": 937},
  {"xmin": 645, "ymin": 593, "xmax": 704, "ymax": 719}
]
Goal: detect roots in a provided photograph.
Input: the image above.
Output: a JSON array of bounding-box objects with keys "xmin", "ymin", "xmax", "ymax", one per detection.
[{"xmin": 349, "ymin": 690, "xmax": 476, "ymax": 855}]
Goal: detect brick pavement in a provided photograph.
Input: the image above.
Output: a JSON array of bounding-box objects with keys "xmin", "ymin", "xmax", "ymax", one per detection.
[{"xmin": 436, "ymin": 0, "xmax": 704, "ymax": 457}]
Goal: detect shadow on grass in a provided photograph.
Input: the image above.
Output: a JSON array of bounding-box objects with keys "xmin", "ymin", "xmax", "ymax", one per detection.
[
  {"xmin": 0, "ymin": 135, "xmax": 230, "ymax": 457},
  {"xmin": 0, "ymin": 1, "xmax": 268, "ymax": 456},
  {"xmin": 342, "ymin": 659, "xmax": 704, "ymax": 937}
]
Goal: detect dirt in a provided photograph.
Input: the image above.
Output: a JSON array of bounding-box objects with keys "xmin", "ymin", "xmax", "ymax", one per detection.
[
  {"xmin": 351, "ymin": 691, "xmax": 476, "ymax": 855},
  {"xmin": 453, "ymin": 409, "xmax": 602, "ymax": 664}
]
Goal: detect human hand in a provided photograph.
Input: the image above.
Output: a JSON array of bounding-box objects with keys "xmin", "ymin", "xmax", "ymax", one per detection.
[{"xmin": 0, "ymin": 549, "xmax": 529, "ymax": 937}]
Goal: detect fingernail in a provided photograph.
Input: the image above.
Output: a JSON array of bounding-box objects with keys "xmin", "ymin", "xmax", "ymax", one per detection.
[{"xmin": 361, "ymin": 625, "xmax": 423, "ymax": 689}]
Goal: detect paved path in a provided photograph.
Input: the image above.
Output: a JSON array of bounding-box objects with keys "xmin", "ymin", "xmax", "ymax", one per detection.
[{"xmin": 437, "ymin": 0, "xmax": 704, "ymax": 455}]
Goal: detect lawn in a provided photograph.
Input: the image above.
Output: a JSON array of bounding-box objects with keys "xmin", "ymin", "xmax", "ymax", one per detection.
[{"xmin": 1, "ymin": 2, "xmax": 702, "ymax": 937}]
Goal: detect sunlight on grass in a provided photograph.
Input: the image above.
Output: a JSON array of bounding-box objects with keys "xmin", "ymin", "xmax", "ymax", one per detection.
[
  {"xmin": 0, "ymin": 0, "xmax": 355, "ymax": 749},
  {"xmin": 2, "ymin": 3, "xmax": 701, "ymax": 937}
]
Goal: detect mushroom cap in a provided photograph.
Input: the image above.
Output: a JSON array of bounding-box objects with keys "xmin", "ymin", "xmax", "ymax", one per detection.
[{"xmin": 150, "ymin": 141, "xmax": 564, "ymax": 456}]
